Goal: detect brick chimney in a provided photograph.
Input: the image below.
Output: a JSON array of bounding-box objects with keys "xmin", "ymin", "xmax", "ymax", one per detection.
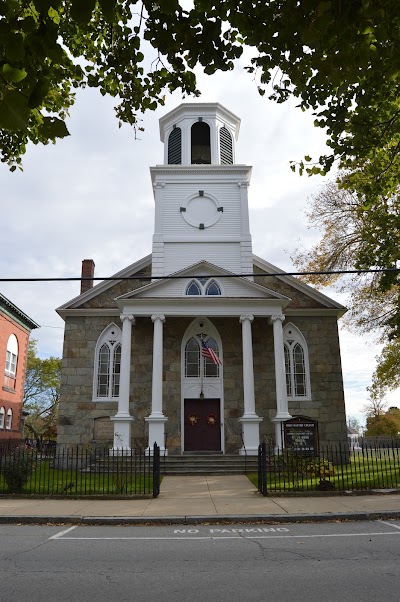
[{"xmin": 81, "ymin": 259, "xmax": 95, "ymax": 295}]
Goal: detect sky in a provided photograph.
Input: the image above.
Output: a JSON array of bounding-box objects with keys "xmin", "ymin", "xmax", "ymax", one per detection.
[{"xmin": 1, "ymin": 57, "xmax": 397, "ymax": 427}]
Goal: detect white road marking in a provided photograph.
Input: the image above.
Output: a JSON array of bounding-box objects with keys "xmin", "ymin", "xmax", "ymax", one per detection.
[
  {"xmin": 49, "ymin": 525, "xmax": 78, "ymax": 540},
  {"xmin": 52, "ymin": 531, "xmax": 400, "ymax": 541},
  {"xmin": 378, "ymin": 520, "xmax": 400, "ymax": 530}
]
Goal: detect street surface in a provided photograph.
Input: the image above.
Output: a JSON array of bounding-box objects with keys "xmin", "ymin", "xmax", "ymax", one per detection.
[{"xmin": 1, "ymin": 520, "xmax": 400, "ymax": 601}]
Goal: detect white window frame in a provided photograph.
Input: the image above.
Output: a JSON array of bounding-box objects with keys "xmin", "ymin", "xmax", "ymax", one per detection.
[
  {"xmin": 184, "ymin": 335, "xmax": 221, "ymax": 379},
  {"xmin": 6, "ymin": 408, "xmax": 12, "ymax": 429},
  {"xmin": 5, "ymin": 334, "xmax": 18, "ymax": 377},
  {"xmin": 0, "ymin": 407, "xmax": 5, "ymax": 429},
  {"xmin": 283, "ymin": 323, "xmax": 311, "ymax": 401},
  {"xmin": 92, "ymin": 323, "xmax": 122, "ymax": 402},
  {"xmin": 184, "ymin": 278, "xmax": 223, "ymax": 296}
]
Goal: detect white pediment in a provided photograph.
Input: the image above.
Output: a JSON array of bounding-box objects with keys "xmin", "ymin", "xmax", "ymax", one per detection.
[{"xmin": 116, "ymin": 261, "xmax": 290, "ymax": 301}]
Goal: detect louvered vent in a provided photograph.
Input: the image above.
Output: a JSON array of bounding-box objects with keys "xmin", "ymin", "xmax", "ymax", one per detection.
[
  {"xmin": 220, "ymin": 126, "xmax": 233, "ymax": 164},
  {"xmin": 168, "ymin": 127, "xmax": 182, "ymax": 164}
]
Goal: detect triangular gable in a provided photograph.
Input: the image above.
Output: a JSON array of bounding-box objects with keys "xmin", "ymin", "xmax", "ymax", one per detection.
[
  {"xmin": 116, "ymin": 260, "xmax": 291, "ymax": 301},
  {"xmin": 56, "ymin": 254, "xmax": 152, "ymax": 311},
  {"xmin": 253, "ymin": 256, "xmax": 346, "ymax": 311}
]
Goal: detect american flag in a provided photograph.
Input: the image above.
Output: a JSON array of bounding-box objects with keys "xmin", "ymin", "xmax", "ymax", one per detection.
[{"xmin": 201, "ymin": 338, "xmax": 222, "ymax": 365}]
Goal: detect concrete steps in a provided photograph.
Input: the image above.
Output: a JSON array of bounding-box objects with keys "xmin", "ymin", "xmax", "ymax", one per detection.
[{"xmin": 162, "ymin": 454, "xmax": 259, "ymax": 475}]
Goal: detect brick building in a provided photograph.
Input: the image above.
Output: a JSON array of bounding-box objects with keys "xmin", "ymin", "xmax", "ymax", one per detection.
[
  {"xmin": 57, "ymin": 103, "xmax": 348, "ymax": 455},
  {"xmin": 0, "ymin": 293, "xmax": 38, "ymax": 443}
]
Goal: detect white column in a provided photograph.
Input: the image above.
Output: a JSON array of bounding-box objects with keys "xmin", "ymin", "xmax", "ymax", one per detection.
[
  {"xmin": 238, "ymin": 314, "xmax": 262, "ymax": 456},
  {"xmin": 145, "ymin": 314, "xmax": 168, "ymax": 455},
  {"xmin": 110, "ymin": 313, "xmax": 135, "ymax": 455},
  {"xmin": 271, "ymin": 314, "xmax": 292, "ymax": 450}
]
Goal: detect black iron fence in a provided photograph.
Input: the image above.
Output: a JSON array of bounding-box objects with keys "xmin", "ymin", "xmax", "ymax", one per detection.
[
  {"xmin": 0, "ymin": 444, "xmax": 161, "ymax": 498},
  {"xmin": 257, "ymin": 443, "xmax": 400, "ymax": 493}
]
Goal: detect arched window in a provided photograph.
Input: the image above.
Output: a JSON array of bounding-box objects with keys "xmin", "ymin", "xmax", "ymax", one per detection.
[
  {"xmin": 184, "ymin": 335, "xmax": 221, "ymax": 378},
  {"xmin": 283, "ymin": 324, "xmax": 311, "ymax": 400},
  {"xmin": 219, "ymin": 126, "xmax": 233, "ymax": 164},
  {"xmin": 185, "ymin": 337, "xmax": 200, "ymax": 377},
  {"xmin": 0, "ymin": 407, "xmax": 4, "ymax": 429},
  {"xmin": 205, "ymin": 280, "xmax": 221, "ymax": 296},
  {"xmin": 168, "ymin": 126, "xmax": 182, "ymax": 164},
  {"xmin": 185, "ymin": 278, "xmax": 222, "ymax": 296},
  {"xmin": 191, "ymin": 121, "xmax": 211, "ymax": 164},
  {"xmin": 203, "ymin": 337, "xmax": 220, "ymax": 377},
  {"xmin": 6, "ymin": 408, "xmax": 12, "ymax": 429},
  {"xmin": 186, "ymin": 280, "xmax": 201, "ymax": 295},
  {"xmin": 93, "ymin": 324, "xmax": 122, "ymax": 400},
  {"xmin": 5, "ymin": 334, "xmax": 18, "ymax": 377}
]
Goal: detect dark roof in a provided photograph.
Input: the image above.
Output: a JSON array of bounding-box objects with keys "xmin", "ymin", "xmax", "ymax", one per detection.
[{"xmin": 0, "ymin": 293, "xmax": 39, "ymax": 331}]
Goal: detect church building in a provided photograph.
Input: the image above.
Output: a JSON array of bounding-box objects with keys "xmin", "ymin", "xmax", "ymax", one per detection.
[{"xmin": 56, "ymin": 102, "xmax": 348, "ymax": 455}]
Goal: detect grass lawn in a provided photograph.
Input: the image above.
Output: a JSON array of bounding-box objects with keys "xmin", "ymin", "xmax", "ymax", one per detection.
[
  {"xmin": 248, "ymin": 451, "xmax": 400, "ymax": 492},
  {"xmin": 0, "ymin": 459, "xmax": 154, "ymax": 496}
]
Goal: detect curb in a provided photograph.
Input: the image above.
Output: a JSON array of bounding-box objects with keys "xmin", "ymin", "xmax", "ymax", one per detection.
[{"xmin": 1, "ymin": 510, "xmax": 400, "ymax": 525}]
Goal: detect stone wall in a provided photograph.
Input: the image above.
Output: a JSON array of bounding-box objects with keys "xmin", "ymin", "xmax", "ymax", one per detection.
[{"xmin": 57, "ymin": 313, "xmax": 347, "ymax": 452}]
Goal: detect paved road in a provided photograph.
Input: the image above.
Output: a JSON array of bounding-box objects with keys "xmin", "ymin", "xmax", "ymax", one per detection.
[{"xmin": 1, "ymin": 520, "xmax": 400, "ymax": 601}]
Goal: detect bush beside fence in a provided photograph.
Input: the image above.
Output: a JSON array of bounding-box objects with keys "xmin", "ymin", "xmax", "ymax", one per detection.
[
  {"xmin": 256, "ymin": 442, "xmax": 400, "ymax": 495},
  {"xmin": 0, "ymin": 445, "xmax": 161, "ymax": 498}
]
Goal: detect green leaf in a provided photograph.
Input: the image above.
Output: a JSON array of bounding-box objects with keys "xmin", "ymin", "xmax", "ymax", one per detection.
[
  {"xmin": 0, "ymin": 91, "xmax": 30, "ymax": 130},
  {"xmin": 98, "ymin": 0, "xmax": 116, "ymax": 21},
  {"xmin": 70, "ymin": 0, "xmax": 96, "ymax": 24},
  {"xmin": 2, "ymin": 64, "xmax": 27, "ymax": 83},
  {"xmin": 158, "ymin": 0, "xmax": 180, "ymax": 14},
  {"xmin": 39, "ymin": 117, "xmax": 70, "ymax": 139},
  {"xmin": 6, "ymin": 33, "xmax": 25, "ymax": 62}
]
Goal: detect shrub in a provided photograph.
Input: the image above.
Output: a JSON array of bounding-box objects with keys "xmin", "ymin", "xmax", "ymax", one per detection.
[{"xmin": 0, "ymin": 448, "xmax": 36, "ymax": 493}]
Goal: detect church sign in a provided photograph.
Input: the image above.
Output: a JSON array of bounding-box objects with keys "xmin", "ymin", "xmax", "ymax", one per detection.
[{"xmin": 283, "ymin": 416, "xmax": 319, "ymax": 454}]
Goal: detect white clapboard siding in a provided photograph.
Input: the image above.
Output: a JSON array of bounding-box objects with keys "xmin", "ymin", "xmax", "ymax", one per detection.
[{"xmin": 163, "ymin": 242, "xmax": 242, "ymax": 275}]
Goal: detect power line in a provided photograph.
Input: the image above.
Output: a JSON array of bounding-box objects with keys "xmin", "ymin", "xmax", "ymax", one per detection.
[{"xmin": 0, "ymin": 267, "xmax": 399, "ymax": 282}]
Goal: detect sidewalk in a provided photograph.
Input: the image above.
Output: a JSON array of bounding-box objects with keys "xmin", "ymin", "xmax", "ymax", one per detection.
[{"xmin": 1, "ymin": 476, "xmax": 400, "ymax": 525}]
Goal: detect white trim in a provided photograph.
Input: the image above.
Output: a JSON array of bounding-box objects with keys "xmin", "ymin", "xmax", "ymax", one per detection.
[
  {"xmin": 181, "ymin": 318, "xmax": 224, "ymax": 454},
  {"xmin": 0, "ymin": 407, "xmax": 5, "ymax": 429},
  {"xmin": 5, "ymin": 334, "xmax": 18, "ymax": 377}
]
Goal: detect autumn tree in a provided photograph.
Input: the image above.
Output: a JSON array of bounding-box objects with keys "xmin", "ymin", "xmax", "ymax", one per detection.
[
  {"xmin": 292, "ymin": 171, "xmax": 400, "ymax": 398},
  {"xmin": 1, "ymin": 0, "xmax": 400, "ymax": 200},
  {"xmin": 23, "ymin": 340, "xmax": 61, "ymax": 443}
]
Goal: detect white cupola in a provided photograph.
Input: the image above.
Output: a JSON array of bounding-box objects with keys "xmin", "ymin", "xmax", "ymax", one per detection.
[
  {"xmin": 159, "ymin": 103, "xmax": 240, "ymax": 166},
  {"xmin": 151, "ymin": 102, "xmax": 253, "ymax": 279}
]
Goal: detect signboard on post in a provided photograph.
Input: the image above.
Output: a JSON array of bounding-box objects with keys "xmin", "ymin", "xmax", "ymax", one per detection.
[{"xmin": 283, "ymin": 416, "xmax": 319, "ymax": 454}]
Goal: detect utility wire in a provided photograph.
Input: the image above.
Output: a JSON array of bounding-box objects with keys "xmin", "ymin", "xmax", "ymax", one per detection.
[{"xmin": 0, "ymin": 267, "xmax": 399, "ymax": 282}]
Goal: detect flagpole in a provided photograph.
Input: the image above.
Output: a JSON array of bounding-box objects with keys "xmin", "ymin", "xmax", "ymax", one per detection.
[{"xmin": 200, "ymin": 336, "xmax": 204, "ymax": 399}]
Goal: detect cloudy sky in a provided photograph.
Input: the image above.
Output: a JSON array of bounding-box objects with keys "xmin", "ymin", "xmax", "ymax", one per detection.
[{"xmin": 1, "ymin": 56, "xmax": 395, "ymax": 426}]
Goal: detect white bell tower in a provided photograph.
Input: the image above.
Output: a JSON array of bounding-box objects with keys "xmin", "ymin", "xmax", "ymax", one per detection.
[{"xmin": 150, "ymin": 103, "xmax": 253, "ymax": 278}]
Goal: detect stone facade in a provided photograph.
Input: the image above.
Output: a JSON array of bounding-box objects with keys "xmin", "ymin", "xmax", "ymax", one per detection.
[{"xmin": 57, "ymin": 276, "xmax": 347, "ymax": 452}]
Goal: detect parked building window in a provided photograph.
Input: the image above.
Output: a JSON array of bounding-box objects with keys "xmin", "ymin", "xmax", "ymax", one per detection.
[
  {"xmin": 93, "ymin": 324, "xmax": 122, "ymax": 400},
  {"xmin": 0, "ymin": 407, "xmax": 4, "ymax": 429},
  {"xmin": 185, "ymin": 278, "xmax": 222, "ymax": 296},
  {"xmin": 185, "ymin": 337, "xmax": 200, "ymax": 377},
  {"xmin": 5, "ymin": 334, "xmax": 18, "ymax": 377},
  {"xmin": 283, "ymin": 323, "xmax": 311, "ymax": 400},
  {"xmin": 184, "ymin": 336, "xmax": 221, "ymax": 378},
  {"xmin": 6, "ymin": 408, "xmax": 12, "ymax": 429},
  {"xmin": 186, "ymin": 280, "xmax": 202, "ymax": 295},
  {"xmin": 205, "ymin": 280, "xmax": 221, "ymax": 296}
]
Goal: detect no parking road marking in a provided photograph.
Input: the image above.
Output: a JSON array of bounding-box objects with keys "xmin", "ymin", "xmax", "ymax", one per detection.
[{"xmin": 49, "ymin": 523, "xmax": 400, "ymax": 541}]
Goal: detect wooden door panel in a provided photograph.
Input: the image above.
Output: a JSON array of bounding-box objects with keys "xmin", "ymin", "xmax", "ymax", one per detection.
[{"xmin": 184, "ymin": 399, "xmax": 221, "ymax": 451}]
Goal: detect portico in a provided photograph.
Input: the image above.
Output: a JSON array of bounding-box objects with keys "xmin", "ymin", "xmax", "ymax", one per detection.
[{"xmin": 111, "ymin": 283, "xmax": 292, "ymax": 455}]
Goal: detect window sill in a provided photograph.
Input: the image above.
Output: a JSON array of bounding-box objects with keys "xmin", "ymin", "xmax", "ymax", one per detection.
[
  {"xmin": 92, "ymin": 398, "xmax": 119, "ymax": 403},
  {"xmin": 2, "ymin": 386, "xmax": 16, "ymax": 394}
]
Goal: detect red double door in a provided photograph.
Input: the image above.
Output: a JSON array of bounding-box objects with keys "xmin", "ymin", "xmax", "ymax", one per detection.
[{"xmin": 184, "ymin": 399, "xmax": 221, "ymax": 452}]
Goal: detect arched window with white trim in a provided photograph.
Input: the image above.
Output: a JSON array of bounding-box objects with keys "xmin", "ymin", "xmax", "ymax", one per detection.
[
  {"xmin": 5, "ymin": 334, "xmax": 18, "ymax": 377},
  {"xmin": 185, "ymin": 278, "xmax": 222, "ymax": 296},
  {"xmin": 184, "ymin": 334, "xmax": 221, "ymax": 378},
  {"xmin": 283, "ymin": 323, "xmax": 311, "ymax": 400},
  {"xmin": 93, "ymin": 323, "xmax": 122, "ymax": 401},
  {"xmin": 6, "ymin": 408, "xmax": 12, "ymax": 429},
  {"xmin": 0, "ymin": 407, "xmax": 5, "ymax": 429}
]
